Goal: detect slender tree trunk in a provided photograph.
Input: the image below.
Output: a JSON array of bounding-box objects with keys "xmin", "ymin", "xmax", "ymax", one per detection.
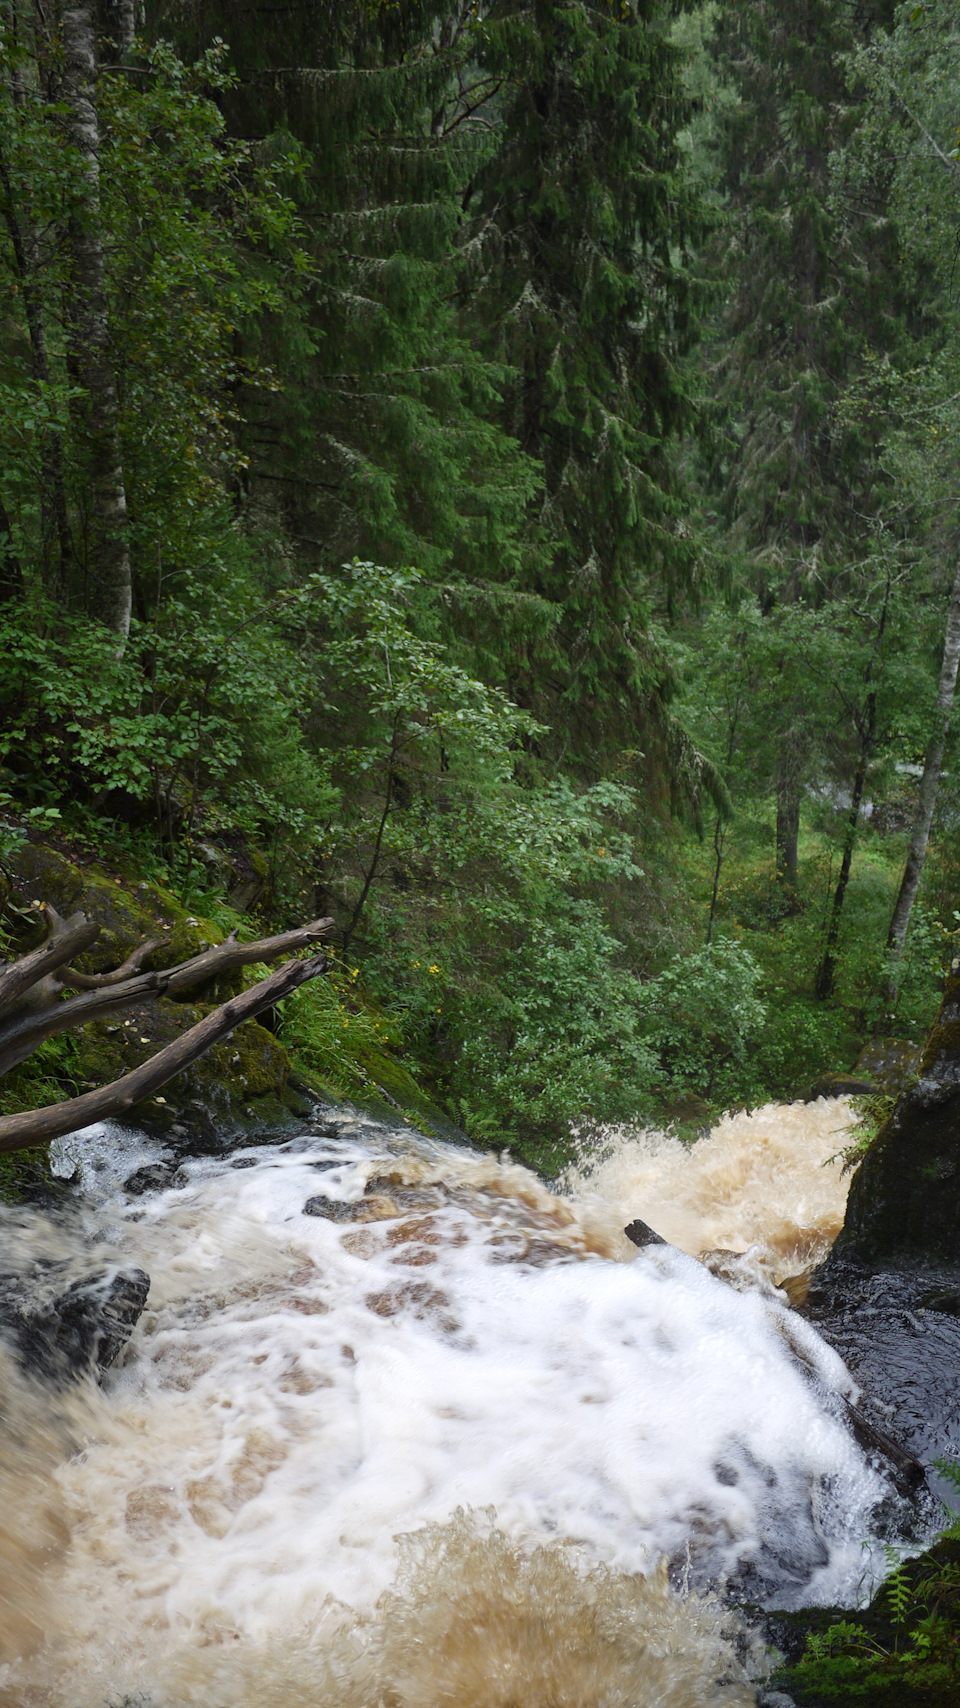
[
  {"xmin": 706, "ymin": 815, "xmax": 725, "ymax": 946},
  {"xmin": 815, "ymin": 745, "xmax": 869, "ymax": 1000},
  {"xmin": 816, "ymin": 569, "xmax": 892, "ymax": 1000},
  {"xmin": 776, "ymin": 761, "xmax": 800, "ymax": 894},
  {"xmin": 884, "ymin": 557, "xmax": 960, "ymax": 1002},
  {"xmin": 706, "ymin": 695, "xmax": 742, "ymax": 946},
  {"xmin": 0, "ymin": 129, "xmax": 72, "ymax": 595},
  {"xmin": 342, "ymin": 716, "xmax": 401, "ymax": 955},
  {"xmin": 61, "ymin": 3, "xmax": 131, "ymax": 643},
  {"xmin": 100, "ymin": 0, "xmax": 135, "ymax": 62}
]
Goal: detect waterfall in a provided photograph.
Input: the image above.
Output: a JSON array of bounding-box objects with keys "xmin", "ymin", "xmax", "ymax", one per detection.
[{"xmin": 0, "ymin": 1102, "xmax": 901, "ymax": 1706}]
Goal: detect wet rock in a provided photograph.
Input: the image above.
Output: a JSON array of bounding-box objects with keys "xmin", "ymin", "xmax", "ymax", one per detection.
[
  {"xmin": 839, "ymin": 956, "xmax": 960, "ymax": 1264},
  {"xmin": 803, "ymin": 1072, "xmax": 877, "ymax": 1101},
  {"xmin": 803, "ymin": 1256, "xmax": 960, "ymax": 1503},
  {"xmin": 0, "ymin": 1263, "xmax": 150, "ymax": 1382},
  {"xmin": 124, "ymin": 1162, "xmax": 178, "ymax": 1195},
  {"xmin": 303, "ymin": 1193, "xmax": 399, "ymax": 1223},
  {"xmin": 303, "ymin": 1194, "xmax": 360, "ymax": 1222}
]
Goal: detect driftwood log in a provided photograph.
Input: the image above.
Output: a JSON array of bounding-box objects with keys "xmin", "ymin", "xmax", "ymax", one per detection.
[{"xmin": 0, "ymin": 904, "xmax": 334, "ymax": 1152}]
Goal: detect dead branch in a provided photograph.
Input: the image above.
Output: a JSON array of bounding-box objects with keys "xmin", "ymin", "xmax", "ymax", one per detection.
[
  {"xmin": 0, "ymin": 913, "xmax": 100, "ymax": 1019},
  {"xmin": 0, "ymin": 969, "xmax": 173, "ymax": 1077},
  {"xmin": 0, "ymin": 915, "xmax": 335, "ymax": 1077},
  {"xmin": 0, "ymin": 951, "xmax": 328, "ymax": 1153},
  {"xmin": 160, "ymin": 919, "xmax": 335, "ymax": 997},
  {"xmin": 60, "ymin": 936, "xmax": 168, "ymax": 989}
]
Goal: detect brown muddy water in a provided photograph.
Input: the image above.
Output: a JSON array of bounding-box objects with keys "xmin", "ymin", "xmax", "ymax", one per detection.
[{"xmin": 0, "ymin": 1097, "xmax": 896, "ymax": 1706}]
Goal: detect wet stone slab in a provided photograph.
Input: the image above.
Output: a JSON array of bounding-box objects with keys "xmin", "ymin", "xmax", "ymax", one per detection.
[{"xmin": 803, "ymin": 1256, "xmax": 960, "ymax": 1510}]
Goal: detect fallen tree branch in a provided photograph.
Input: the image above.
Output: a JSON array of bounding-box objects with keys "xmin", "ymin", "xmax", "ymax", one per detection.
[
  {"xmin": 160, "ymin": 918, "xmax": 335, "ymax": 997},
  {"xmin": 0, "ymin": 915, "xmax": 335, "ymax": 1077},
  {"xmin": 0, "ymin": 969, "xmax": 173, "ymax": 1077},
  {"xmin": 0, "ymin": 913, "xmax": 100, "ymax": 1019},
  {"xmin": 60, "ymin": 935, "xmax": 168, "ymax": 989},
  {"xmin": 0, "ymin": 951, "xmax": 328, "ymax": 1152}
]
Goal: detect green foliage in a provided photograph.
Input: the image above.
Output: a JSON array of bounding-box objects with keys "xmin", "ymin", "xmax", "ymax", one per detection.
[
  {"xmin": 278, "ymin": 960, "xmax": 407, "ymax": 1102},
  {"xmin": 636, "ymin": 938, "xmax": 766, "ymax": 1100}
]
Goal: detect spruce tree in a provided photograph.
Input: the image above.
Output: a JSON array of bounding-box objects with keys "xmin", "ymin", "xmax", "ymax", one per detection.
[
  {"xmin": 464, "ymin": 0, "xmax": 705, "ymax": 765},
  {"xmin": 158, "ymin": 0, "xmax": 551, "ymax": 653},
  {"xmin": 705, "ymin": 0, "xmax": 903, "ymax": 886}
]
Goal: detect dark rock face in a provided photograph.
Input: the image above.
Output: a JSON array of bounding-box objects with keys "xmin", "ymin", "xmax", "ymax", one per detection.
[
  {"xmin": 840, "ymin": 957, "xmax": 960, "ymax": 1264},
  {"xmin": 803, "ymin": 1256, "xmax": 960, "ymax": 1510},
  {"xmin": 0, "ymin": 1263, "xmax": 150, "ymax": 1383}
]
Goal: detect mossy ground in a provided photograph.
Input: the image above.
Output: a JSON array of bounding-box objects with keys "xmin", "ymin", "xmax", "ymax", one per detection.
[
  {"xmin": 767, "ymin": 1537, "xmax": 960, "ymax": 1706},
  {"xmin": 675, "ymin": 803, "xmax": 952, "ymax": 1100}
]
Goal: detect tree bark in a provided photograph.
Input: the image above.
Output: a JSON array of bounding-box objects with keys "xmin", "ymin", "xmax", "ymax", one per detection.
[
  {"xmin": 0, "ymin": 950, "xmax": 328, "ymax": 1152},
  {"xmin": 0, "ymin": 914, "xmax": 100, "ymax": 1019},
  {"xmin": 816, "ymin": 570, "xmax": 892, "ymax": 1000},
  {"xmin": 0, "ymin": 129, "xmax": 73, "ymax": 595},
  {"xmin": 815, "ymin": 745, "xmax": 869, "ymax": 1000},
  {"xmin": 775, "ymin": 762, "xmax": 800, "ymax": 894},
  {"xmin": 61, "ymin": 4, "xmax": 131, "ymax": 642},
  {"xmin": 99, "ymin": 0, "xmax": 135, "ymax": 62},
  {"xmin": 885, "ymin": 558, "xmax": 960, "ymax": 1001}
]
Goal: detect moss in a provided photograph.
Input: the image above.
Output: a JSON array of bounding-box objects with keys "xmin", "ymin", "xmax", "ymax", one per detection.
[
  {"xmin": 769, "ymin": 1538, "xmax": 960, "ymax": 1707},
  {"xmin": 6, "ymin": 843, "xmax": 225, "ymax": 977},
  {"xmin": 72, "ymin": 998, "xmax": 290, "ymax": 1120},
  {"xmin": 7, "ymin": 843, "xmax": 85, "ymax": 916},
  {"xmin": 0, "ymin": 1145, "xmax": 60, "ymax": 1204}
]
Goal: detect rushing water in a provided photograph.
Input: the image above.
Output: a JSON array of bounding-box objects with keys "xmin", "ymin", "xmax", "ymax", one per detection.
[{"xmin": 0, "ymin": 1098, "xmax": 898, "ymax": 1706}]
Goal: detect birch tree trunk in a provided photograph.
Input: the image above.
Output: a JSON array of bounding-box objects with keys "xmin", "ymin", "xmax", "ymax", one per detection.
[
  {"xmin": 61, "ymin": 2, "xmax": 131, "ymax": 643},
  {"xmin": 884, "ymin": 558, "xmax": 960, "ymax": 1001}
]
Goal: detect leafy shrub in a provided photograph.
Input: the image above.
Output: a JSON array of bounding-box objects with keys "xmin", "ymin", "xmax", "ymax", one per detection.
[{"xmin": 636, "ymin": 938, "xmax": 767, "ymax": 1101}]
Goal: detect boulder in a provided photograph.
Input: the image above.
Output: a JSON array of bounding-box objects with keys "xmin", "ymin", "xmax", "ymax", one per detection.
[
  {"xmin": 6, "ymin": 843, "xmax": 226, "ymax": 986},
  {"xmin": 803, "ymin": 1072, "xmax": 877, "ymax": 1101},
  {"xmin": 839, "ymin": 956, "xmax": 960, "ymax": 1264},
  {"xmin": 0, "ymin": 1262, "xmax": 149, "ymax": 1383},
  {"xmin": 854, "ymin": 1036, "xmax": 922, "ymax": 1095}
]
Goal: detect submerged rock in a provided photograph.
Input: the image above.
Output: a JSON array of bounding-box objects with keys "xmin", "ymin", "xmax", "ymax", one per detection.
[{"xmin": 0, "ymin": 1263, "xmax": 150, "ymax": 1382}]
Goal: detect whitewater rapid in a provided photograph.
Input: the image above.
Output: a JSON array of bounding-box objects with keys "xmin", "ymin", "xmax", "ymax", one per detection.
[{"xmin": 1, "ymin": 1099, "xmax": 891, "ymax": 1706}]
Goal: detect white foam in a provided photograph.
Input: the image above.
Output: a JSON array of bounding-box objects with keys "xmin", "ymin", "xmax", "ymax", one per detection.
[{"xmin": 27, "ymin": 1123, "xmax": 886, "ymax": 1693}]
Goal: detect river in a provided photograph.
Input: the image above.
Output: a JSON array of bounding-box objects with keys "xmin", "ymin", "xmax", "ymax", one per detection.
[{"xmin": 0, "ymin": 1097, "xmax": 915, "ymax": 1705}]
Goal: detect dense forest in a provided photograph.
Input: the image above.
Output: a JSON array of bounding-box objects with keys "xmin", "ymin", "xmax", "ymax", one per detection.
[{"xmin": 2, "ymin": 0, "xmax": 959, "ymax": 1167}]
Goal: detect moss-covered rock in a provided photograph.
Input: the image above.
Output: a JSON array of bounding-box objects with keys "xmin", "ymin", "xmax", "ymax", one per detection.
[
  {"xmin": 766, "ymin": 1536, "xmax": 960, "ymax": 1705},
  {"xmin": 6, "ymin": 843, "xmax": 226, "ymax": 983},
  {"xmin": 72, "ymin": 996, "xmax": 290, "ymax": 1123},
  {"xmin": 840, "ymin": 957, "xmax": 960, "ymax": 1264}
]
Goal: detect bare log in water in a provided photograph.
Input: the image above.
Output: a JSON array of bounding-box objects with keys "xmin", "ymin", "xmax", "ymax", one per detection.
[{"xmin": 0, "ymin": 950, "xmax": 328, "ymax": 1153}]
